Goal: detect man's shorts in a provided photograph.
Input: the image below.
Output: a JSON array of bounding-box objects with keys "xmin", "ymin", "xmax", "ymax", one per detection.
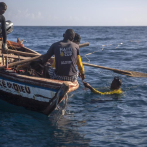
[{"xmin": 48, "ymin": 67, "xmax": 78, "ymax": 82}]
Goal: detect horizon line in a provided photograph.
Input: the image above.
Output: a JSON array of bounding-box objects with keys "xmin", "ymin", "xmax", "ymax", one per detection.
[{"xmin": 14, "ymin": 25, "xmax": 147, "ymax": 27}]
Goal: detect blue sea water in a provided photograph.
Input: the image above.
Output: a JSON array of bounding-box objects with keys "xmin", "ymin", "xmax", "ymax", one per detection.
[{"xmin": 0, "ymin": 26, "xmax": 147, "ymax": 147}]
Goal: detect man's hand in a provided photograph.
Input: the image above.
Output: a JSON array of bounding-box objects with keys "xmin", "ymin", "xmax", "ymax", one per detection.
[
  {"xmin": 79, "ymin": 73, "xmax": 85, "ymax": 80},
  {"xmin": 83, "ymin": 81, "xmax": 91, "ymax": 89},
  {"xmin": 2, "ymin": 43, "xmax": 8, "ymax": 53},
  {"xmin": 81, "ymin": 74, "xmax": 85, "ymax": 80}
]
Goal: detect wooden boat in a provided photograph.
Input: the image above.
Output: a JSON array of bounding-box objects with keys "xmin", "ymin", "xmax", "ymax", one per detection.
[{"xmin": 0, "ymin": 40, "xmax": 80, "ymax": 116}]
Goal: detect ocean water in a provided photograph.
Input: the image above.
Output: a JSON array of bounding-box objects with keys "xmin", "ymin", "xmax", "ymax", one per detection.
[{"xmin": 0, "ymin": 26, "xmax": 147, "ymax": 147}]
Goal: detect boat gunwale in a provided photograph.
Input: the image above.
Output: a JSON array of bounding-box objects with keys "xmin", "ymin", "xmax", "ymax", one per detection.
[
  {"xmin": 4, "ymin": 40, "xmax": 79, "ymax": 92},
  {"xmin": 0, "ymin": 69, "xmax": 79, "ymax": 92}
]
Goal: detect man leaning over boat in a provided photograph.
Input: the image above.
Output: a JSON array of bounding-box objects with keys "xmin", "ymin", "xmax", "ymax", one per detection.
[{"xmin": 42, "ymin": 29, "xmax": 85, "ymax": 82}]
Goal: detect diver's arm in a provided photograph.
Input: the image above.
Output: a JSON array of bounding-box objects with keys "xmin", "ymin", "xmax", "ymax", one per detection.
[
  {"xmin": 90, "ymin": 87, "xmax": 122, "ymax": 95},
  {"xmin": 83, "ymin": 82, "xmax": 122, "ymax": 95},
  {"xmin": 90, "ymin": 87, "xmax": 103, "ymax": 94},
  {"xmin": 83, "ymin": 82, "xmax": 103, "ymax": 94},
  {"xmin": 91, "ymin": 88, "xmax": 122, "ymax": 95}
]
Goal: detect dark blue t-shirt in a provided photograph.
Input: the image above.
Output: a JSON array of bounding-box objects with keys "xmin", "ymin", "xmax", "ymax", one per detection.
[{"xmin": 43, "ymin": 40, "xmax": 80, "ymax": 76}]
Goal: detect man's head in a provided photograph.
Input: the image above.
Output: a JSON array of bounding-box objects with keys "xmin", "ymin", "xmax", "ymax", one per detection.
[
  {"xmin": 0, "ymin": 2, "xmax": 7, "ymax": 15},
  {"xmin": 73, "ymin": 33, "xmax": 81, "ymax": 45},
  {"xmin": 110, "ymin": 77, "xmax": 122, "ymax": 90},
  {"xmin": 63, "ymin": 29, "xmax": 75, "ymax": 41}
]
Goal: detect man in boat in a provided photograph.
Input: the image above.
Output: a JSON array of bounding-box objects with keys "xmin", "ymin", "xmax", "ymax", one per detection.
[
  {"xmin": 0, "ymin": 2, "xmax": 8, "ymax": 53},
  {"xmin": 42, "ymin": 29, "xmax": 85, "ymax": 82},
  {"xmin": 50, "ymin": 33, "xmax": 84, "ymax": 78},
  {"xmin": 83, "ymin": 77, "xmax": 122, "ymax": 95},
  {"xmin": 73, "ymin": 33, "xmax": 85, "ymax": 79},
  {"xmin": 73, "ymin": 33, "xmax": 81, "ymax": 45}
]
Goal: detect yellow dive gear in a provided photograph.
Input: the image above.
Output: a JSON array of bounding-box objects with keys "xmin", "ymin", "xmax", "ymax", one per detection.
[{"xmin": 91, "ymin": 87, "xmax": 122, "ymax": 95}]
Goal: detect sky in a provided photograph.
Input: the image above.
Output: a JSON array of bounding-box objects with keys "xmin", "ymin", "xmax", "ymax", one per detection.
[{"xmin": 3, "ymin": 0, "xmax": 147, "ymax": 26}]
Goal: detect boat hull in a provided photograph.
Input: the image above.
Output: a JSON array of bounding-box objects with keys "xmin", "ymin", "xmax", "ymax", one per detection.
[
  {"xmin": 0, "ymin": 40, "xmax": 79, "ymax": 115},
  {"xmin": 0, "ymin": 70, "xmax": 79, "ymax": 115}
]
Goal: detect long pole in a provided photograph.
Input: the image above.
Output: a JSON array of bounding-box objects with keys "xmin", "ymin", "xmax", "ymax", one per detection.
[{"xmin": 83, "ymin": 62, "xmax": 147, "ymax": 78}]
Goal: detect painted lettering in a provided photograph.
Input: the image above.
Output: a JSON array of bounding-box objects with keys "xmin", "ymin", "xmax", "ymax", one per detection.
[
  {"xmin": 0, "ymin": 79, "xmax": 31, "ymax": 94},
  {"xmin": 0, "ymin": 80, "xmax": 2, "ymax": 86},
  {"xmin": 21, "ymin": 86, "xmax": 25, "ymax": 93},
  {"xmin": 13, "ymin": 84, "xmax": 19, "ymax": 92},
  {"xmin": 25, "ymin": 86, "xmax": 31, "ymax": 94},
  {"xmin": 7, "ymin": 82, "xmax": 12, "ymax": 88},
  {"xmin": 2, "ymin": 80, "xmax": 6, "ymax": 88}
]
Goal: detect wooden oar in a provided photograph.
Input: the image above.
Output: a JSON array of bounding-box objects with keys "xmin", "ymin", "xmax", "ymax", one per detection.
[
  {"xmin": 21, "ymin": 46, "xmax": 41, "ymax": 55},
  {"xmin": 6, "ymin": 49, "xmax": 39, "ymax": 57},
  {"xmin": 79, "ymin": 42, "xmax": 89, "ymax": 48},
  {"xmin": 0, "ymin": 54, "xmax": 43, "ymax": 69},
  {"xmin": 0, "ymin": 42, "xmax": 90, "ymax": 70},
  {"xmin": 3, "ymin": 42, "xmax": 89, "ymax": 57},
  {"xmin": 0, "ymin": 54, "xmax": 31, "ymax": 60},
  {"xmin": 83, "ymin": 62, "xmax": 147, "ymax": 78}
]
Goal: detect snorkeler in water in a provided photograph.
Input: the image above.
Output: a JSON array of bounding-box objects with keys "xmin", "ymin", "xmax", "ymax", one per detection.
[{"xmin": 83, "ymin": 77, "xmax": 122, "ymax": 95}]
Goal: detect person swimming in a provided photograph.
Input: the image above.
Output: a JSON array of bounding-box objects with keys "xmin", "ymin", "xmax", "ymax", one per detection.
[{"xmin": 83, "ymin": 77, "xmax": 122, "ymax": 95}]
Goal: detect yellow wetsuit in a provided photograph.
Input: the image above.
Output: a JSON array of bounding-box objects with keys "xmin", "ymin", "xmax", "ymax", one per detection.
[
  {"xmin": 51, "ymin": 55, "xmax": 84, "ymax": 74},
  {"xmin": 91, "ymin": 87, "xmax": 122, "ymax": 95}
]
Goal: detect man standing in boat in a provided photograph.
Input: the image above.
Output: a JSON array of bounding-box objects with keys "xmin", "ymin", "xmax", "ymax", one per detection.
[
  {"xmin": 0, "ymin": 2, "xmax": 8, "ymax": 53},
  {"xmin": 42, "ymin": 29, "xmax": 85, "ymax": 82}
]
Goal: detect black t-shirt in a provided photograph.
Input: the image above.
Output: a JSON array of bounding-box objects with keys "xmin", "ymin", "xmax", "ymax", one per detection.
[
  {"xmin": 43, "ymin": 40, "xmax": 80, "ymax": 76},
  {"xmin": 0, "ymin": 15, "xmax": 6, "ymax": 43}
]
